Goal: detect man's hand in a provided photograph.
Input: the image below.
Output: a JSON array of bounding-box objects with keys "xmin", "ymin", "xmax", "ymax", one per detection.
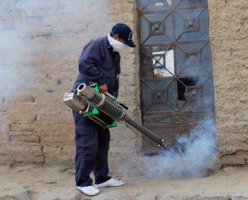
[{"xmin": 99, "ymin": 84, "xmax": 108, "ymax": 94}]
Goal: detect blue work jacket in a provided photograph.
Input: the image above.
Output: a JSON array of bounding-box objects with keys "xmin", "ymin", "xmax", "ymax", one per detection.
[{"xmin": 73, "ymin": 36, "xmax": 121, "ymax": 97}]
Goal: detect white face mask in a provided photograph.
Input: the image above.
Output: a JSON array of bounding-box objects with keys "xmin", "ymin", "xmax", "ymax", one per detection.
[{"xmin": 108, "ymin": 34, "xmax": 128, "ymax": 52}]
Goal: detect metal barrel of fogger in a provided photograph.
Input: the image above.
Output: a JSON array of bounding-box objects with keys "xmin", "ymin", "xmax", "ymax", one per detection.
[{"xmin": 77, "ymin": 83, "xmax": 165, "ymax": 148}]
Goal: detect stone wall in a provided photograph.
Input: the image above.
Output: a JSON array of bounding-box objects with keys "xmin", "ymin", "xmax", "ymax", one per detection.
[
  {"xmin": 0, "ymin": 0, "xmax": 248, "ymax": 171},
  {"xmin": 208, "ymin": 0, "xmax": 248, "ymax": 165}
]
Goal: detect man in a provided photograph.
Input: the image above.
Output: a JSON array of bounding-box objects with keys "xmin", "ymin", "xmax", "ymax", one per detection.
[{"xmin": 72, "ymin": 23, "xmax": 136, "ymax": 196}]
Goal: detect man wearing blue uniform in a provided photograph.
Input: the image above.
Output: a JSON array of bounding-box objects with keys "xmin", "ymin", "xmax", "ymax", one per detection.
[{"xmin": 72, "ymin": 23, "xmax": 136, "ymax": 196}]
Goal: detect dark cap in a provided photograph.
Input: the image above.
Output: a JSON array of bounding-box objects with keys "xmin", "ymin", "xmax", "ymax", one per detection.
[{"xmin": 111, "ymin": 23, "xmax": 136, "ymax": 47}]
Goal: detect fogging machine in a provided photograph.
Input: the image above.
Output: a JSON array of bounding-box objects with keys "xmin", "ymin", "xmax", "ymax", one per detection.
[{"xmin": 63, "ymin": 82, "xmax": 167, "ymax": 150}]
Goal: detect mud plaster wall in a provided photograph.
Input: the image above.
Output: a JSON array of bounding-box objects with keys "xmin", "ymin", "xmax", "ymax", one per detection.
[
  {"xmin": 0, "ymin": 0, "xmax": 247, "ymax": 170},
  {"xmin": 208, "ymin": 0, "xmax": 248, "ymax": 165}
]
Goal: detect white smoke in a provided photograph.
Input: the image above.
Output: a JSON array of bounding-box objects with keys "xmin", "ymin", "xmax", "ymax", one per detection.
[
  {"xmin": 118, "ymin": 117, "xmax": 217, "ymax": 179},
  {"xmin": 0, "ymin": 1, "xmax": 34, "ymax": 99},
  {"xmin": 0, "ymin": 0, "xmax": 109, "ymax": 101},
  {"xmin": 139, "ymin": 117, "xmax": 217, "ymax": 179},
  {"xmin": 0, "ymin": 25, "xmax": 28, "ymax": 99}
]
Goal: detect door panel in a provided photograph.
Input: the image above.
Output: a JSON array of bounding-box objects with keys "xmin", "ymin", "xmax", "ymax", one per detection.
[{"xmin": 137, "ymin": 0, "xmax": 215, "ymax": 154}]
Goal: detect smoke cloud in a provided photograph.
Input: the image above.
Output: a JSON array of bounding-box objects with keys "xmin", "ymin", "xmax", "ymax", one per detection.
[
  {"xmin": 145, "ymin": 117, "xmax": 217, "ymax": 179},
  {"xmin": 0, "ymin": 0, "xmax": 110, "ymax": 101},
  {"xmin": 0, "ymin": 24, "xmax": 29, "ymax": 98},
  {"xmin": 119, "ymin": 117, "xmax": 217, "ymax": 179},
  {"xmin": 0, "ymin": 1, "xmax": 34, "ymax": 100}
]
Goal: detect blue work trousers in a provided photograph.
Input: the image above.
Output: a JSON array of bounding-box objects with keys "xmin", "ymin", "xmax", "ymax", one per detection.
[{"xmin": 73, "ymin": 111, "xmax": 111, "ymax": 186}]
